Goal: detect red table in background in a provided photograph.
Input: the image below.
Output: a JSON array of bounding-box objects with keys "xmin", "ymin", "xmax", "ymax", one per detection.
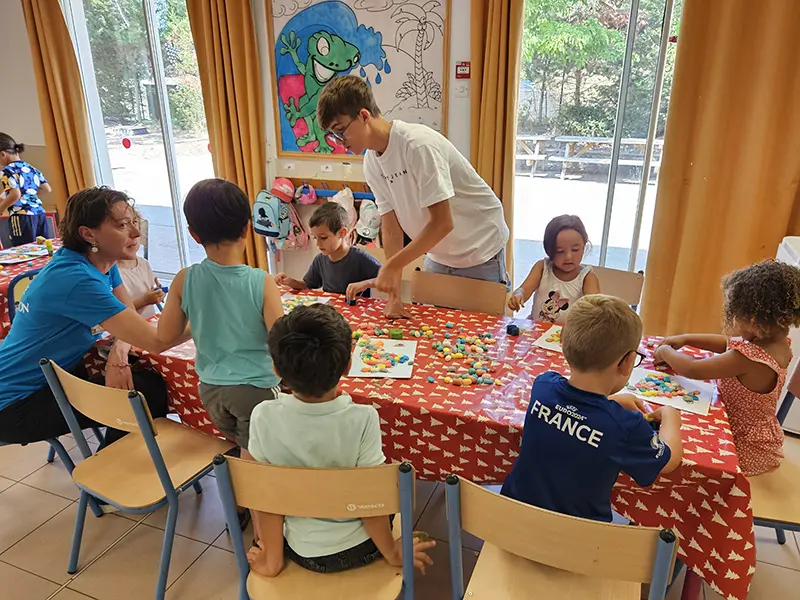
[
  {"xmin": 86, "ymin": 292, "xmax": 756, "ymax": 600},
  {"xmin": 0, "ymin": 253, "xmax": 55, "ymax": 338}
]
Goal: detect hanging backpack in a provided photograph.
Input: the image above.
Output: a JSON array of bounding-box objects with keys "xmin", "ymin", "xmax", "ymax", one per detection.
[
  {"xmin": 282, "ymin": 202, "xmax": 309, "ymax": 251},
  {"xmin": 253, "ymin": 190, "xmax": 285, "ymax": 238}
]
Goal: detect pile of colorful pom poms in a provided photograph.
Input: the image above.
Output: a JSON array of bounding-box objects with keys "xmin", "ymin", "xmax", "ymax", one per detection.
[
  {"xmin": 352, "ymin": 322, "xmax": 392, "ymax": 340},
  {"xmin": 629, "ymin": 373, "xmax": 700, "ymax": 403},
  {"xmin": 439, "ymin": 360, "xmax": 501, "ymax": 387},
  {"xmin": 358, "ymin": 340, "xmax": 411, "ymax": 373},
  {"xmin": 431, "ymin": 333, "xmax": 496, "ymax": 362},
  {"xmin": 546, "ymin": 330, "xmax": 562, "ymax": 343},
  {"xmin": 282, "ymin": 296, "xmax": 323, "ymax": 313}
]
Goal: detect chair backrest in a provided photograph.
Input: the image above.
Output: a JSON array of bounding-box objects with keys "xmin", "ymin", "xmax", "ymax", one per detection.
[
  {"xmin": 42, "ymin": 360, "xmax": 155, "ymax": 435},
  {"xmin": 411, "ymin": 271, "xmax": 508, "ymax": 316},
  {"xmin": 221, "ymin": 457, "xmax": 409, "ymax": 518},
  {"xmin": 139, "ymin": 218, "xmax": 149, "ymax": 260},
  {"xmin": 593, "ymin": 266, "xmax": 645, "ymax": 307},
  {"xmin": 7, "ymin": 268, "xmax": 42, "ymax": 323},
  {"xmin": 360, "ymin": 246, "xmax": 425, "ymax": 281},
  {"xmin": 450, "ymin": 477, "xmax": 674, "ymax": 584}
]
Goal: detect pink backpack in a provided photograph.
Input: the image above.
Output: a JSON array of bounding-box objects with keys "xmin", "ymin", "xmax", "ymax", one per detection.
[{"xmin": 282, "ymin": 202, "xmax": 308, "ymax": 251}]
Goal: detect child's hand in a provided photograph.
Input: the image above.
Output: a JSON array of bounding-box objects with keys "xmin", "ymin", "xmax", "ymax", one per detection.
[
  {"xmin": 143, "ymin": 287, "xmax": 165, "ymax": 306},
  {"xmin": 507, "ymin": 293, "xmax": 525, "ymax": 312},
  {"xmin": 660, "ymin": 335, "xmax": 687, "ymax": 350},
  {"xmin": 247, "ymin": 540, "xmax": 283, "ymax": 578},
  {"xmin": 274, "ymin": 272, "xmax": 288, "ymax": 286},
  {"xmin": 648, "ymin": 406, "xmax": 680, "ymax": 423},
  {"xmin": 385, "ymin": 536, "xmax": 436, "ymax": 574},
  {"xmin": 653, "ymin": 344, "xmax": 673, "ymax": 365},
  {"xmin": 346, "ymin": 281, "xmax": 368, "ymax": 301},
  {"xmin": 610, "ymin": 393, "xmax": 646, "ymax": 415}
]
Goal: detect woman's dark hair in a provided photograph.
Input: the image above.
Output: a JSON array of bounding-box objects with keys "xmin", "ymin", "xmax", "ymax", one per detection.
[
  {"xmin": 0, "ymin": 132, "xmax": 24, "ymax": 155},
  {"xmin": 310, "ymin": 202, "xmax": 348, "ymax": 233},
  {"xmin": 722, "ymin": 259, "xmax": 800, "ymax": 337},
  {"xmin": 543, "ymin": 214, "xmax": 589, "ymax": 259},
  {"xmin": 183, "ymin": 178, "xmax": 251, "ymax": 245},
  {"xmin": 60, "ymin": 187, "xmax": 134, "ymax": 253},
  {"xmin": 268, "ymin": 304, "xmax": 352, "ymax": 398}
]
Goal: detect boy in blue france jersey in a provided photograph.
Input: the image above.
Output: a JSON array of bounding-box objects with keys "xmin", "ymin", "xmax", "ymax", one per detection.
[{"xmin": 502, "ymin": 294, "xmax": 683, "ymax": 522}]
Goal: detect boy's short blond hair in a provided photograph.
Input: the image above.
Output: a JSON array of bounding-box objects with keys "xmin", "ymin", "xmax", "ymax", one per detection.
[{"xmin": 562, "ymin": 294, "xmax": 642, "ymax": 372}]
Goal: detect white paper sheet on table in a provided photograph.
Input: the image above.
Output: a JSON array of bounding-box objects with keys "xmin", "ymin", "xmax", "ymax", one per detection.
[
  {"xmin": 281, "ymin": 293, "xmax": 331, "ymax": 313},
  {"xmin": 625, "ymin": 367, "xmax": 715, "ymax": 416},
  {"xmin": 348, "ymin": 339, "xmax": 418, "ymax": 379},
  {"xmin": 533, "ymin": 324, "xmax": 563, "ymax": 353}
]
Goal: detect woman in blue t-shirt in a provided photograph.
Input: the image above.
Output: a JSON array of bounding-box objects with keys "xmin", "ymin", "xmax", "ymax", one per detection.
[
  {"xmin": 0, "ymin": 187, "xmax": 185, "ymax": 445},
  {"xmin": 0, "ymin": 132, "xmax": 52, "ymax": 246}
]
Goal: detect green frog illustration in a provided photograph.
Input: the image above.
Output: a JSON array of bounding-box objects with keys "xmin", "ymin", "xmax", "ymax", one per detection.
[{"xmin": 280, "ymin": 30, "xmax": 361, "ymax": 153}]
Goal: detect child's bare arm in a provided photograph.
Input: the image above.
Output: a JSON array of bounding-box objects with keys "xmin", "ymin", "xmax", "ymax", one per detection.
[
  {"xmin": 263, "ymin": 274, "xmax": 285, "ymax": 329},
  {"xmin": 274, "ymin": 273, "xmax": 307, "ymax": 290},
  {"xmin": 654, "ymin": 345, "xmax": 751, "ymax": 381},
  {"xmin": 583, "ymin": 270, "xmax": 600, "ymax": 295},
  {"xmin": 361, "ymin": 517, "xmax": 436, "ymax": 574},
  {"xmin": 247, "ymin": 511, "xmax": 286, "ymax": 578},
  {"xmin": 661, "ymin": 334, "xmax": 728, "ymax": 354},
  {"xmin": 650, "ymin": 407, "xmax": 683, "ymax": 473},
  {"xmin": 508, "ymin": 260, "xmax": 544, "ymax": 312},
  {"xmin": 157, "ymin": 270, "xmax": 189, "ymax": 348}
]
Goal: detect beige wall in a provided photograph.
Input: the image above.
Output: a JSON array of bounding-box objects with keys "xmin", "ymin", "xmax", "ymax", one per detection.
[{"xmin": 0, "ymin": 0, "xmax": 56, "ymax": 211}]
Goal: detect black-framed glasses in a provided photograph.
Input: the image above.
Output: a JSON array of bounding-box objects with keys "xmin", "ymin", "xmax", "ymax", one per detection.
[
  {"xmin": 326, "ymin": 116, "xmax": 358, "ymax": 143},
  {"xmin": 619, "ymin": 350, "xmax": 646, "ymax": 368}
]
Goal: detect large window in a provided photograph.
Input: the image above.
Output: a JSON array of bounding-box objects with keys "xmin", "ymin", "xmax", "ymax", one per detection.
[
  {"xmin": 513, "ymin": 0, "xmax": 682, "ymax": 289},
  {"xmin": 63, "ymin": 0, "xmax": 212, "ymax": 277}
]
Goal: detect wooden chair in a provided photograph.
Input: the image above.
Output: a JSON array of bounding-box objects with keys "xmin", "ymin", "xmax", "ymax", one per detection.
[
  {"xmin": 7, "ymin": 267, "xmax": 41, "ymax": 323},
  {"xmin": 749, "ymin": 366, "xmax": 800, "ymax": 545},
  {"xmin": 444, "ymin": 475, "xmax": 677, "ymax": 600},
  {"xmin": 41, "ymin": 359, "xmax": 234, "ymax": 600},
  {"xmin": 593, "ymin": 266, "xmax": 645, "ymax": 308},
  {"xmin": 411, "ymin": 271, "xmax": 508, "ymax": 316},
  {"xmin": 213, "ymin": 457, "xmax": 419, "ymax": 600}
]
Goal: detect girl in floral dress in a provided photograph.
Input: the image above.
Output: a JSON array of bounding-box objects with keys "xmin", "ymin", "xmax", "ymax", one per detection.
[{"xmin": 654, "ymin": 260, "xmax": 800, "ymax": 476}]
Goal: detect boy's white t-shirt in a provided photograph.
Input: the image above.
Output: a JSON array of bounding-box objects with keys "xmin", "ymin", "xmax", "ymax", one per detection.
[
  {"xmin": 363, "ymin": 120, "xmax": 509, "ymax": 269},
  {"xmin": 118, "ymin": 258, "xmax": 157, "ymax": 318},
  {"xmin": 248, "ymin": 392, "xmax": 386, "ymax": 558}
]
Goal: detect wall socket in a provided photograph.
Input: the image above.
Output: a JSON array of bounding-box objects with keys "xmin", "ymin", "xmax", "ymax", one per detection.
[
  {"xmin": 321, "ymin": 164, "xmax": 333, "ymax": 173},
  {"xmin": 342, "ymin": 162, "xmax": 353, "ymax": 177},
  {"xmin": 284, "ymin": 162, "xmax": 295, "ymax": 171},
  {"xmin": 454, "ymin": 83, "xmax": 469, "ymax": 99}
]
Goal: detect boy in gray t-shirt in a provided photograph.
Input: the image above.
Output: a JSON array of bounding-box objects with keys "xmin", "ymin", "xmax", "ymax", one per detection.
[{"xmin": 276, "ymin": 203, "xmax": 381, "ymax": 299}]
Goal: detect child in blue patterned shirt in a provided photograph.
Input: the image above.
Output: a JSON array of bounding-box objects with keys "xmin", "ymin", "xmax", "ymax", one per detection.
[{"xmin": 0, "ymin": 133, "xmax": 51, "ymax": 246}]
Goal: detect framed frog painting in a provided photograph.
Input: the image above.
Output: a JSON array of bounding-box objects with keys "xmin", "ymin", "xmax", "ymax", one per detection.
[{"xmin": 268, "ymin": 0, "xmax": 450, "ymax": 158}]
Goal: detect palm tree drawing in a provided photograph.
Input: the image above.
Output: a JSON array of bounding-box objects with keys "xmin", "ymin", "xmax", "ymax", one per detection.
[{"xmin": 392, "ymin": 1, "xmax": 444, "ymax": 108}]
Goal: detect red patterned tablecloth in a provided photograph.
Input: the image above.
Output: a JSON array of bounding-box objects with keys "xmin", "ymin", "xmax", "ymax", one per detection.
[
  {"xmin": 87, "ymin": 291, "xmax": 755, "ymax": 599},
  {"xmin": 0, "ymin": 253, "xmax": 55, "ymax": 338}
]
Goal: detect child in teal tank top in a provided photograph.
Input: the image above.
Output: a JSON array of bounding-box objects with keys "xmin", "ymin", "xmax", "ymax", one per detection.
[{"xmin": 158, "ymin": 179, "xmax": 284, "ymax": 455}]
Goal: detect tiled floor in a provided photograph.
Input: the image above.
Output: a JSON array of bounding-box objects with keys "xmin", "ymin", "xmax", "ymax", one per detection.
[{"xmin": 1, "ymin": 439, "xmax": 799, "ymax": 599}]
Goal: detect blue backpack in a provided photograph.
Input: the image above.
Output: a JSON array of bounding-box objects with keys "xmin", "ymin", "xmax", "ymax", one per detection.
[{"xmin": 253, "ymin": 190, "xmax": 287, "ymax": 239}]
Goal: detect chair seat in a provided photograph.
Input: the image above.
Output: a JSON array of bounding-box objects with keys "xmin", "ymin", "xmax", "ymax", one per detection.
[
  {"xmin": 749, "ymin": 435, "xmax": 800, "ymax": 526},
  {"xmin": 247, "ymin": 558, "xmax": 402, "ymax": 600},
  {"xmin": 72, "ymin": 418, "xmax": 234, "ymax": 509},
  {"xmin": 247, "ymin": 514, "xmax": 405, "ymax": 600},
  {"xmin": 464, "ymin": 543, "xmax": 640, "ymax": 599}
]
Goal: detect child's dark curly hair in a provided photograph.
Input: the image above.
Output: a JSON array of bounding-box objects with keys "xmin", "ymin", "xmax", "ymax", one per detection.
[{"xmin": 722, "ymin": 259, "xmax": 800, "ymax": 337}]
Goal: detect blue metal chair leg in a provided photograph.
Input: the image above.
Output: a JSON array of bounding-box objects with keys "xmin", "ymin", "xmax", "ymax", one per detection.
[
  {"xmin": 193, "ymin": 479, "xmax": 203, "ymax": 495},
  {"xmin": 48, "ymin": 438, "xmax": 104, "ymax": 519},
  {"xmin": 91, "ymin": 427, "xmax": 105, "ymax": 445},
  {"xmin": 155, "ymin": 502, "xmax": 179, "ymax": 600},
  {"xmin": 68, "ymin": 491, "xmax": 90, "ymax": 574},
  {"xmin": 776, "ymin": 528, "xmax": 787, "ymax": 545},
  {"xmin": 46, "ymin": 445, "xmax": 56, "ymax": 463}
]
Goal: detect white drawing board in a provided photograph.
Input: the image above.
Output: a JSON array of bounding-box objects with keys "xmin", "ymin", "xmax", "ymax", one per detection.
[
  {"xmin": 348, "ymin": 339, "xmax": 417, "ymax": 379},
  {"xmin": 626, "ymin": 367, "xmax": 715, "ymax": 416}
]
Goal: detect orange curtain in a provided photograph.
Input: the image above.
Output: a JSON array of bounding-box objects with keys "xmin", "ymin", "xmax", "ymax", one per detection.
[
  {"xmin": 641, "ymin": 0, "xmax": 800, "ymax": 335},
  {"xmin": 186, "ymin": 0, "xmax": 268, "ymax": 270},
  {"xmin": 22, "ymin": 0, "xmax": 95, "ymax": 213},
  {"xmin": 470, "ymin": 0, "xmax": 524, "ymax": 283}
]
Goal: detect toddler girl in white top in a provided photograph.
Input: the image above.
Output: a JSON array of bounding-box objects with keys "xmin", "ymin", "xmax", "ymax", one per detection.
[{"xmin": 508, "ymin": 215, "xmax": 599, "ymax": 324}]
